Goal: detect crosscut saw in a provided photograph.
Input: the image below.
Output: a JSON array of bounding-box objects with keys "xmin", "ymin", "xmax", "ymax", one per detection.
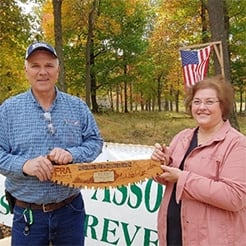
[{"xmin": 51, "ymin": 159, "xmax": 162, "ymax": 189}]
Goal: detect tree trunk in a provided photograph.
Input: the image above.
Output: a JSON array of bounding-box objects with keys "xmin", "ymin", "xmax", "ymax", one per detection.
[
  {"xmin": 157, "ymin": 75, "xmax": 162, "ymax": 111},
  {"xmin": 124, "ymin": 63, "xmax": 128, "ymax": 113},
  {"xmin": 130, "ymin": 81, "xmax": 133, "ymax": 111},
  {"xmin": 85, "ymin": 0, "xmax": 97, "ymax": 108},
  {"xmin": 207, "ymin": 0, "xmax": 239, "ymax": 130},
  {"xmin": 52, "ymin": 0, "xmax": 66, "ymax": 92},
  {"xmin": 90, "ymin": 38, "xmax": 99, "ymax": 113}
]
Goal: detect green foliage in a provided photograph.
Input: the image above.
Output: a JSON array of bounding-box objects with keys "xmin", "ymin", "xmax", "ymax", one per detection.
[
  {"xmin": 228, "ymin": 0, "xmax": 246, "ymax": 89},
  {"xmin": 0, "ymin": 0, "xmax": 31, "ymax": 103},
  {"xmin": 94, "ymin": 0, "xmax": 150, "ymax": 86},
  {"xmin": 1, "ymin": 0, "xmax": 245, "ymax": 112},
  {"xmin": 60, "ymin": 0, "xmax": 152, "ymax": 103}
]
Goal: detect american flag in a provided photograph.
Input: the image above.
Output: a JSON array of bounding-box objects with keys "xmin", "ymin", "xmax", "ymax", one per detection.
[{"xmin": 180, "ymin": 46, "xmax": 212, "ymax": 87}]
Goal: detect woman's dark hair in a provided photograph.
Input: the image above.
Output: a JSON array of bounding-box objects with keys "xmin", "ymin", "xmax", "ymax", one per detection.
[{"xmin": 184, "ymin": 75, "xmax": 234, "ymax": 120}]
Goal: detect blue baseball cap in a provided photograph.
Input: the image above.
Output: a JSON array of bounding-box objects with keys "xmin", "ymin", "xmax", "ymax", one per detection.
[{"xmin": 25, "ymin": 41, "xmax": 57, "ymax": 59}]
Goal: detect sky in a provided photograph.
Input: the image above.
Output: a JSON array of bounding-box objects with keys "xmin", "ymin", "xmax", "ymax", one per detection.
[{"xmin": 17, "ymin": 1, "xmax": 38, "ymax": 14}]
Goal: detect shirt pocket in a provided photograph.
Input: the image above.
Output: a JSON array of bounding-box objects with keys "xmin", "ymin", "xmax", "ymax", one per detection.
[
  {"xmin": 61, "ymin": 119, "xmax": 82, "ymax": 146},
  {"xmin": 188, "ymin": 154, "xmax": 223, "ymax": 181},
  {"xmin": 184, "ymin": 217, "xmax": 231, "ymax": 246}
]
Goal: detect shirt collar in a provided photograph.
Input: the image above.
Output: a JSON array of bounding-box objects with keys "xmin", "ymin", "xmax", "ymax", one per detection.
[{"xmin": 28, "ymin": 87, "xmax": 60, "ymax": 108}]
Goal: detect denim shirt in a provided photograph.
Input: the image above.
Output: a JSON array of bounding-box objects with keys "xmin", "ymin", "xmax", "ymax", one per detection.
[{"xmin": 0, "ymin": 88, "xmax": 103, "ymax": 204}]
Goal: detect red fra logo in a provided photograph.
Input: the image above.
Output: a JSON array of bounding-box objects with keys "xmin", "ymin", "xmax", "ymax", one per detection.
[{"xmin": 54, "ymin": 166, "xmax": 72, "ymax": 177}]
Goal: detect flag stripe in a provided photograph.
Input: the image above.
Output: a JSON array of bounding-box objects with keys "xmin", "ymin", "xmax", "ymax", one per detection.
[{"xmin": 180, "ymin": 46, "xmax": 212, "ymax": 87}]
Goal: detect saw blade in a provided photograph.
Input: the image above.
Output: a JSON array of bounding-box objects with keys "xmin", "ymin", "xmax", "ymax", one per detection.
[{"xmin": 51, "ymin": 159, "xmax": 162, "ymax": 189}]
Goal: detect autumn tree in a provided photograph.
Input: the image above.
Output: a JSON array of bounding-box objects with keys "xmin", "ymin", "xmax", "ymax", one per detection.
[
  {"xmin": 227, "ymin": 0, "xmax": 246, "ymax": 113},
  {"xmin": 148, "ymin": 0, "xmax": 202, "ymax": 112},
  {"xmin": 0, "ymin": 0, "xmax": 31, "ymax": 103},
  {"xmin": 94, "ymin": 0, "xmax": 150, "ymax": 112},
  {"xmin": 85, "ymin": 0, "xmax": 98, "ymax": 110},
  {"xmin": 52, "ymin": 0, "xmax": 66, "ymax": 91},
  {"xmin": 9, "ymin": 0, "xmax": 245, "ymax": 115},
  {"xmin": 206, "ymin": 0, "xmax": 240, "ymax": 129}
]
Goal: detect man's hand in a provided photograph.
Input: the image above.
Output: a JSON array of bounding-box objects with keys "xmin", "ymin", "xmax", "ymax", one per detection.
[
  {"xmin": 48, "ymin": 147, "xmax": 73, "ymax": 165},
  {"xmin": 23, "ymin": 156, "xmax": 54, "ymax": 181}
]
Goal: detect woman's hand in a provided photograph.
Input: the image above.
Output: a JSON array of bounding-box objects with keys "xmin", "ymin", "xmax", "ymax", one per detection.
[
  {"xmin": 158, "ymin": 165, "xmax": 182, "ymax": 183},
  {"xmin": 151, "ymin": 143, "xmax": 181, "ymax": 183},
  {"xmin": 151, "ymin": 143, "xmax": 170, "ymax": 165}
]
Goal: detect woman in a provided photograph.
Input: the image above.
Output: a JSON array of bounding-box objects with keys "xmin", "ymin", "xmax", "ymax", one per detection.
[{"xmin": 151, "ymin": 75, "xmax": 246, "ymax": 246}]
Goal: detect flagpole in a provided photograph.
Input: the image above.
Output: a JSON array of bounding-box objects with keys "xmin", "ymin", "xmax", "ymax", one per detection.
[
  {"xmin": 179, "ymin": 41, "xmax": 225, "ymax": 77},
  {"xmin": 212, "ymin": 41, "xmax": 224, "ymax": 77},
  {"xmin": 179, "ymin": 41, "xmax": 221, "ymax": 50}
]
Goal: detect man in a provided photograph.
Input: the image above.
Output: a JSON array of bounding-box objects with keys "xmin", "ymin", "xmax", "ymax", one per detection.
[{"xmin": 0, "ymin": 41, "xmax": 103, "ymax": 245}]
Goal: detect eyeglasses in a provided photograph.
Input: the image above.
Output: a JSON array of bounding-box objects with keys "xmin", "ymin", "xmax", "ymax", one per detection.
[
  {"xmin": 43, "ymin": 112, "xmax": 56, "ymax": 135},
  {"xmin": 192, "ymin": 99, "xmax": 220, "ymax": 106}
]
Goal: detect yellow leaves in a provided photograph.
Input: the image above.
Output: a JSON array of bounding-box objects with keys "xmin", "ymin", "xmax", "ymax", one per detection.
[
  {"xmin": 41, "ymin": 0, "xmax": 54, "ymax": 39},
  {"xmin": 96, "ymin": 16, "xmax": 121, "ymax": 35}
]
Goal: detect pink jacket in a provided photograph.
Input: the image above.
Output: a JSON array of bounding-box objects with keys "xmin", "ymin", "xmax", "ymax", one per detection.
[{"xmin": 155, "ymin": 120, "xmax": 246, "ymax": 246}]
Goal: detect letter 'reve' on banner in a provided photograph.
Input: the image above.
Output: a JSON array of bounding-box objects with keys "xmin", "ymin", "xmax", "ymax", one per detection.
[{"xmin": 83, "ymin": 179, "xmax": 164, "ymax": 245}]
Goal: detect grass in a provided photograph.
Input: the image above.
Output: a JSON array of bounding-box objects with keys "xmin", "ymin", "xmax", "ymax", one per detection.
[{"xmin": 94, "ymin": 111, "xmax": 246, "ymax": 146}]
